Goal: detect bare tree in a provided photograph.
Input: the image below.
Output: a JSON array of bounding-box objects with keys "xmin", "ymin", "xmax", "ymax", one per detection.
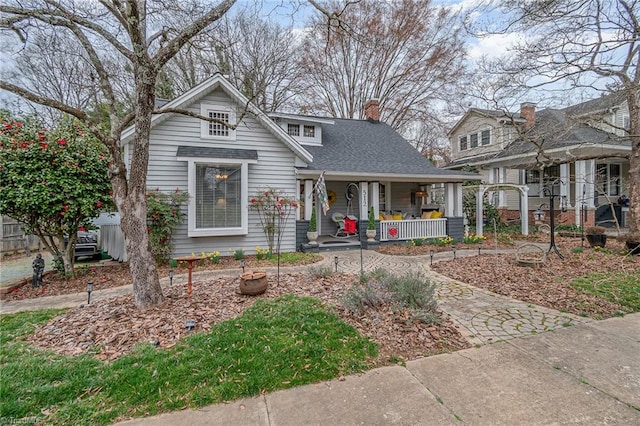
[
  {"xmin": 469, "ymin": 0, "xmax": 640, "ymax": 237},
  {"xmin": 0, "ymin": 0, "xmax": 239, "ymax": 308},
  {"xmin": 297, "ymin": 0, "xmax": 467, "ymax": 131},
  {"xmin": 0, "ymin": 0, "xmax": 346, "ymax": 308}
]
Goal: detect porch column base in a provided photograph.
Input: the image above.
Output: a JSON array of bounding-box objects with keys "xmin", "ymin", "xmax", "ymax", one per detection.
[{"xmin": 300, "ymin": 242, "xmax": 320, "ymax": 253}]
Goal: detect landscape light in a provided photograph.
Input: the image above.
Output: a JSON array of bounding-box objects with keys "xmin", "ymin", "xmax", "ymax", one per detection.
[
  {"xmin": 86, "ymin": 281, "xmax": 93, "ymax": 305},
  {"xmin": 429, "ymin": 249, "xmax": 434, "ymax": 266},
  {"xmin": 169, "ymin": 268, "xmax": 174, "ymax": 285},
  {"xmin": 334, "ymin": 256, "xmax": 339, "ymax": 273}
]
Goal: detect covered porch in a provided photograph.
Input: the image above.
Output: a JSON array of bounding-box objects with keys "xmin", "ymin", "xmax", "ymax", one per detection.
[{"xmin": 296, "ymin": 176, "xmax": 467, "ymax": 247}]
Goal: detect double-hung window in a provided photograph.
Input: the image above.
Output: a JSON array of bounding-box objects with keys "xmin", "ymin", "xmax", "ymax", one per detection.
[
  {"xmin": 459, "ymin": 135, "xmax": 468, "ymax": 151},
  {"xmin": 481, "ymin": 129, "xmax": 491, "ymax": 145}
]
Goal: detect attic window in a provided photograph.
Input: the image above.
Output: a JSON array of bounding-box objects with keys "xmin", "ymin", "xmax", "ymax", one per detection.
[
  {"xmin": 208, "ymin": 111, "xmax": 229, "ymax": 137},
  {"xmin": 623, "ymin": 115, "xmax": 630, "ymax": 130},
  {"xmin": 200, "ymin": 104, "xmax": 236, "ymax": 140},
  {"xmin": 287, "ymin": 124, "xmax": 300, "ymax": 136},
  {"xmin": 303, "ymin": 125, "xmax": 315, "ymax": 137}
]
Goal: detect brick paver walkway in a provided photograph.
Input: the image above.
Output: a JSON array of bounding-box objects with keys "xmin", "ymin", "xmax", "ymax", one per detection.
[{"xmin": 331, "ymin": 248, "xmax": 592, "ymax": 344}]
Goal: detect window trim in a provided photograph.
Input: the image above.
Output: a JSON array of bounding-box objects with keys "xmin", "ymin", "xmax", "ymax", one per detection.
[
  {"xmin": 200, "ymin": 104, "xmax": 236, "ymax": 140},
  {"xmin": 178, "ymin": 156, "xmax": 256, "ymax": 237}
]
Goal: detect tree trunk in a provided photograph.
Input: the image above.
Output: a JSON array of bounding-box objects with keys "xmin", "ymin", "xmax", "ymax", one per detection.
[{"xmin": 110, "ymin": 64, "xmax": 164, "ymax": 308}]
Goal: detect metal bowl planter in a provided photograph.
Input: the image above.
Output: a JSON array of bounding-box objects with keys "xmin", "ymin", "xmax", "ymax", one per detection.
[
  {"xmin": 239, "ymin": 271, "xmax": 268, "ymax": 295},
  {"xmin": 625, "ymin": 240, "xmax": 640, "ymax": 255}
]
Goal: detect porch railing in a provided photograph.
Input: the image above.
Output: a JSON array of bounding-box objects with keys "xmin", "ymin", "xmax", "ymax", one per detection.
[{"xmin": 380, "ymin": 218, "xmax": 447, "ymax": 242}]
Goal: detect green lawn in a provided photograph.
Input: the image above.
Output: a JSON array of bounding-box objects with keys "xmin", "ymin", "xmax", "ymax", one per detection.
[
  {"xmin": 571, "ymin": 271, "xmax": 640, "ymax": 313},
  {"xmin": 0, "ymin": 295, "xmax": 376, "ymax": 425}
]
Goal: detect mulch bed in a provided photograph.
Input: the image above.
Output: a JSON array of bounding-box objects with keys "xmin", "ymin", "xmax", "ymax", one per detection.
[
  {"xmin": 11, "ymin": 235, "xmax": 638, "ymax": 365},
  {"xmin": 28, "ymin": 272, "xmax": 470, "ymax": 364},
  {"xmin": 432, "ymin": 244, "xmax": 639, "ymax": 318}
]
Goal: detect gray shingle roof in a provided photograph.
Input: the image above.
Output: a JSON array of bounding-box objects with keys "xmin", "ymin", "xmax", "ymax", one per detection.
[
  {"xmin": 176, "ymin": 146, "xmax": 258, "ymax": 160},
  {"xmin": 301, "ymin": 118, "xmax": 476, "ymax": 178}
]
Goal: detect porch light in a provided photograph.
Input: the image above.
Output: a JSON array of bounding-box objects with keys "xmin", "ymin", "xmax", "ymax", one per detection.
[
  {"xmin": 334, "ymin": 256, "xmax": 339, "ymax": 273},
  {"xmin": 415, "ymin": 191, "xmax": 426, "ymax": 197},
  {"xmin": 240, "ymin": 259, "xmax": 245, "ymax": 273},
  {"xmin": 429, "ymin": 249, "xmax": 434, "ymax": 266},
  {"xmin": 452, "ymin": 246, "xmax": 457, "ymax": 259},
  {"xmin": 86, "ymin": 281, "xmax": 93, "ymax": 305},
  {"xmin": 185, "ymin": 320, "xmax": 196, "ymax": 331},
  {"xmin": 169, "ymin": 268, "xmax": 174, "ymax": 286}
]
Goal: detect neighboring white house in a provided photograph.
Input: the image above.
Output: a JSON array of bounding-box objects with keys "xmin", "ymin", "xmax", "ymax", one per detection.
[
  {"xmin": 446, "ymin": 92, "xmax": 632, "ymax": 229},
  {"xmin": 121, "ymin": 74, "xmax": 478, "ymax": 257}
]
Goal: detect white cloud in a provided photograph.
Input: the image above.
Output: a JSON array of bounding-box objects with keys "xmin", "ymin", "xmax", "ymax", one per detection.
[{"xmin": 468, "ymin": 32, "xmax": 526, "ymax": 61}]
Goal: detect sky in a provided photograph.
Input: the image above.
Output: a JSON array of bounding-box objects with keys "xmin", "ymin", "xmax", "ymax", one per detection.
[{"xmin": 0, "ymin": 0, "xmax": 618, "ymax": 116}]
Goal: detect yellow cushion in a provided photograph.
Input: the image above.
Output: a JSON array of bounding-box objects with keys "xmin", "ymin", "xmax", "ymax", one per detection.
[
  {"xmin": 383, "ymin": 214, "xmax": 394, "ymax": 220},
  {"xmin": 421, "ymin": 212, "xmax": 430, "ymax": 219},
  {"xmin": 379, "ymin": 214, "xmax": 385, "ymax": 221},
  {"xmin": 392, "ymin": 214, "xmax": 403, "ymax": 220},
  {"xmin": 430, "ymin": 211, "xmax": 444, "ymax": 219}
]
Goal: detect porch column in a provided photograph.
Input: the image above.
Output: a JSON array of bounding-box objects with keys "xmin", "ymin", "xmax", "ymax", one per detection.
[
  {"xmin": 445, "ymin": 183, "xmax": 455, "ymax": 216},
  {"xmin": 560, "ymin": 163, "xmax": 571, "ymax": 207},
  {"xmin": 304, "ymin": 179, "xmax": 313, "ymax": 220},
  {"xmin": 476, "ymin": 186, "xmax": 484, "ymax": 236},
  {"xmin": 497, "ymin": 167, "xmax": 506, "ymax": 207},
  {"xmin": 370, "ymin": 182, "xmax": 380, "ymax": 217},
  {"xmin": 575, "ymin": 160, "xmax": 595, "ymax": 223},
  {"xmin": 359, "ymin": 181, "xmax": 369, "ymax": 220},
  {"xmin": 521, "ymin": 186, "xmax": 529, "ymax": 235},
  {"xmin": 455, "ymin": 183, "xmax": 464, "ymax": 216}
]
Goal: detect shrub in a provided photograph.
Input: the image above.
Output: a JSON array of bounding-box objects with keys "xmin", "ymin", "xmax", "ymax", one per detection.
[
  {"xmin": 341, "ymin": 282, "xmax": 385, "ymax": 315},
  {"xmin": 585, "ymin": 226, "xmax": 606, "ymax": 235},
  {"xmin": 308, "ymin": 207, "xmax": 317, "ymax": 232},
  {"xmin": 367, "ymin": 207, "xmax": 375, "ymax": 231},
  {"xmin": 233, "ymin": 248, "xmax": 245, "ymax": 260},
  {"xmin": 307, "ymin": 265, "xmax": 334, "ymax": 278},
  {"xmin": 147, "ymin": 189, "xmax": 189, "ymax": 262},
  {"xmin": 339, "ymin": 270, "xmax": 440, "ymax": 325}
]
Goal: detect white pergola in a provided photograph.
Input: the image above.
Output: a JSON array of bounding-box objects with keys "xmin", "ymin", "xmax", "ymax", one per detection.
[{"xmin": 475, "ymin": 184, "xmax": 530, "ymax": 236}]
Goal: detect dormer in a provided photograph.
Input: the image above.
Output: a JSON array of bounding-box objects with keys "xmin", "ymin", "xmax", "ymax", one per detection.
[{"xmin": 269, "ymin": 113, "xmax": 335, "ymax": 146}]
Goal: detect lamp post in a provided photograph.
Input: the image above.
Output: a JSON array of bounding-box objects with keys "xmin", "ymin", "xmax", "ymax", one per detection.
[
  {"xmin": 544, "ymin": 180, "xmax": 564, "ymax": 259},
  {"xmin": 429, "ymin": 249, "xmax": 434, "ymax": 266},
  {"xmin": 334, "ymin": 256, "xmax": 339, "ymax": 273},
  {"xmin": 169, "ymin": 268, "xmax": 174, "ymax": 286},
  {"xmin": 86, "ymin": 281, "xmax": 93, "ymax": 305}
]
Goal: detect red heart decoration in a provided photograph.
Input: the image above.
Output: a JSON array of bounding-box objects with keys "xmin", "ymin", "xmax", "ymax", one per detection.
[{"xmin": 389, "ymin": 228, "xmax": 398, "ymax": 238}]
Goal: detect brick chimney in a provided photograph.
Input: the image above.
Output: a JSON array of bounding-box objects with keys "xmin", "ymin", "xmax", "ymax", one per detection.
[
  {"xmin": 520, "ymin": 102, "xmax": 536, "ymax": 130},
  {"xmin": 364, "ymin": 99, "xmax": 380, "ymax": 122}
]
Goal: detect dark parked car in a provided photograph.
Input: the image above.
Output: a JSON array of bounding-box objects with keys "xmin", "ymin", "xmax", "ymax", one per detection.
[{"xmin": 65, "ymin": 230, "xmax": 100, "ymax": 260}]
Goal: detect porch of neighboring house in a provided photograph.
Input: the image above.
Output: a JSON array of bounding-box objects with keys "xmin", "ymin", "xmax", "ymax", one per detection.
[{"xmin": 295, "ymin": 179, "xmax": 465, "ymax": 249}]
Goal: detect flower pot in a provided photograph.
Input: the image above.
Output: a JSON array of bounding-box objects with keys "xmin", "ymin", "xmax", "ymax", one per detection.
[
  {"xmin": 586, "ymin": 234, "xmax": 607, "ymax": 248},
  {"xmin": 625, "ymin": 241, "xmax": 640, "ymax": 255},
  {"xmin": 366, "ymin": 229, "xmax": 376, "ymax": 242},
  {"xmin": 307, "ymin": 231, "xmax": 318, "ymax": 243},
  {"xmin": 239, "ymin": 271, "xmax": 268, "ymax": 295}
]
